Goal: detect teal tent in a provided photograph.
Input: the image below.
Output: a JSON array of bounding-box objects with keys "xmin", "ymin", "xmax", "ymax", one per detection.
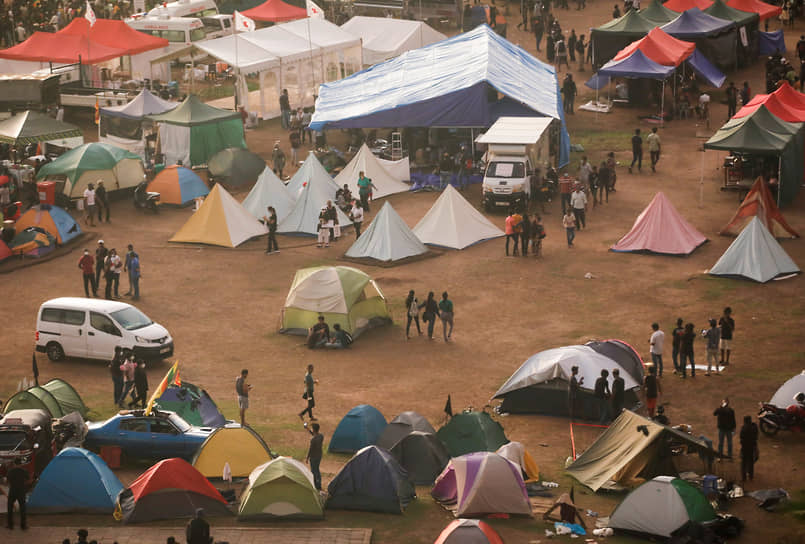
[{"xmin": 329, "ymin": 404, "xmax": 387, "ymax": 453}]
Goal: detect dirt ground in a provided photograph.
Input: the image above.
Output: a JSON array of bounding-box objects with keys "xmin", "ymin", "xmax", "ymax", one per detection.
[{"xmin": 2, "ymin": 3, "xmax": 805, "ymax": 543}]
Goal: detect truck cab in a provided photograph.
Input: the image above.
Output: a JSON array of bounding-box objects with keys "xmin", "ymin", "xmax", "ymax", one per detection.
[
  {"xmin": 0, "ymin": 409, "xmax": 54, "ymax": 481},
  {"xmin": 200, "ymin": 14, "xmax": 234, "ymax": 40},
  {"xmin": 481, "ymin": 147, "xmax": 532, "ymax": 211}
]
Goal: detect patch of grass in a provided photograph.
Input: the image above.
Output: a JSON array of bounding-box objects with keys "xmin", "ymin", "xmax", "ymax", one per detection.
[
  {"xmin": 702, "ymin": 277, "xmax": 738, "ymax": 300},
  {"xmin": 569, "ymin": 129, "xmax": 634, "ymax": 156}
]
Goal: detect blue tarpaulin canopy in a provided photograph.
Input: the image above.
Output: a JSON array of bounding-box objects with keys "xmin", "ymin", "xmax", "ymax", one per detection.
[
  {"xmin": 598, "ymin": 49, "xmax": 676, "ymax": 79},
  {"xmin": 661, "ymin": 8, "xmax": 735, "ymax": 38},
  {"xmin": 759, "ymin": 30, "xmax": 786, "ymax": 55},
  {"xmin": 687, "ymin": 49, "xmax": 726, "ymax": 87},
  {"xmin": 309, "ymin": 25, "xmax": 571, "ymax": 166}
]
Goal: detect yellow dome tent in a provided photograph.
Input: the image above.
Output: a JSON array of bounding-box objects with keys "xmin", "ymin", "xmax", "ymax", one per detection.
[{"xmin": 192, "ymin": 426, "xmax": 273, "ymax": 478}]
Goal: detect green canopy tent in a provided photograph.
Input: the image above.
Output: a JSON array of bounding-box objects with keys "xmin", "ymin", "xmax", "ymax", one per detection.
[
  {"xmin": 42, "ymin": 378, "xmax": 88, "ymax": 417},
  {"xmin": 640, "ymin": 0, "xmax": 680, "ymax": 26},
  {"xmin": 703, "ymin": 0, "xmax": 759, "ymax": 65},
  {"xmin": 36, "ymin": 142, "xmax": 145, "ymax": 199},
  {"xmin": 705, "ymin": 104, "xmax": 804, "ymax": 207},
  {"xmin": 0, "ymin": 111, "xmax": 83, "ymax": 149},
  {"xmin": 147, "ymin": 95, "xmax": 246, "ymax": 168},
  {"xmin": 591, "ymin": 10, "xmax": 657, "ymax": 67},
  {"xmin": 4, "ymin": 388, "xmax": 64, "ymax": 417},
  {"xmin": 436, "ymin": 411, "xmax": 508, "ymax": 457}
]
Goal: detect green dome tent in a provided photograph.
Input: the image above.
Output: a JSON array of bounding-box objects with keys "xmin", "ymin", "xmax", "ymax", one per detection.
[
  {"xmin": 436, "ymin": 411, "xmax": 508, "ymax": 457},
  {"xmin": 42, "ymin": 378, "xmax": 88, "ymax": 417},
  {"xmin": 238, "ymin": 457, "xmax": 324, "ymax": 519},
  {"xmin": 4, "ymin": 387, "xmax": 64, "ymax": 417}
]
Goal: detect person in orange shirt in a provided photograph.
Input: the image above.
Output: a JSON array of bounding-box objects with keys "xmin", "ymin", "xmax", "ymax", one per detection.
[{"xmin": 505, "ymin": 209, "xmax": 522, "ymax": 256}]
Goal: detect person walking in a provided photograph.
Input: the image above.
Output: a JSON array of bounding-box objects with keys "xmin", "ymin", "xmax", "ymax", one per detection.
[
  {"xmin": 562, "ymin": 208, "xmax": 576, "ymax": 248},
  {"xmin": 109, "ymin": 347, "xmax": 124, "ymax": 406},
  {"xmin": 559, "ymin": 173, "xmax": 573, "ymax": 214},
  {"xmin": 118, "ymin": 355, "xmax": 137, "ymax": 407},
  {"xmin": 504, "ymin": 209, "xmax": 520, "ymax": 256},
  {"xmin": 644, "ymin": 365, "xmax": 661, "ymax": 418},
  {"xmin": 236, "ymin": 369, "xmax": 252, "ymax": 427},
  {"xmin": 570, "ymin": 183, "xmax": 587, "ymax": 230},
  {"xmin": 671, "ymin": 318, "xmax": 684, "ymax": 374},
  {"xmin": 718, "ymin": 307, "xmax": 735, "ymax": 367},
  {"xmin": 299, "ymin": 364, "xmax": 318, "ymax": 421},
  {"xmin": 95, "ymin": 180, "xmax": 110, "ymax": 223},
  {"xmin": 264, "ymin": 206, "xmax": 279, "ymax": 254},
  {"xmin": 78, "ymin": 249, "xmax": 97, "ymax": 297},
  {"xmin": 289, "ymin": 127, "xmax": 301, "ymax": 166},
  {"xmin": 568, "ymin": 365, "xmax": 583, "ymax": 421},
  {"xmin": 740, "ymin": 415, "xmax": 758, "ymax": 481},
  {"xmin": 272, "ymin": 142, "xmax": 286, "ymax": 179},
  {"xmin": 94, "ymin": 240, "xmax": 108, "ymax": 289},
  {"xmin": 594, "ymin": 369, "xmax": 611, "ymax": 423},
  {"xmin": 726, "ymin": 81, "xmax": 738, "ymax": 118},
  {"xmin": 438, "ymin": 291, "xmax": 454, "ymax": 342},
  {"xmin": 128, "ymin": 362, "xmax": 149, "ymax": 409},
  {"xmin": 350, "ymin": 201, "xmax": 364, "ymax": 239},
  {"xmin": 279, "ymin": 89, "xmax": 291, "ymax": 129},
  {"xmin": 704, "ymin": 318, "xmax": 721, "ymax": 376},
  {"xmin": 713, "ymin": 398, "xmax": 736, "ymax": 459},
  {"xmin": 123, "ymin": 245, "xmax": 138, "ymax": 296},
  {"xmin": 680, "ymin": 322, "xmax": 696, "ymax": 378},
  {"xmin": 83, "ymin": 183, "xmax": 96, "ymax": 227},
  {"xmin": 629, "ymin": 128, "xmax": 642, "ymax": 174},
  {"xmin": 611, "ymin": 368, "xmax": 625, "ymax": 417},
  {"xmin": 185, "ymin": 508, "xmax": 210, "ymax": 544},
  {"xmin": 646, "ymin": 127, "xmax": 661, "ymax": 173},
  {"xmin": 533, "ymin": 16, "xmax": 544, "ymax": 51},
  {"xmin": 562, "ymin": 73, "xmax": 577, "ymax": 114},
  {"xmin": 304, "ymin": 422, "xmax": 324, "ymax": 491},
  {"xmin": 4, "ymin": 458, "xmax": 29, "ymax": 530},
  {"xmin": 420, "ymin": 291, "xmax": 440, "ymax": 340},
  {"xmin": 357, "ymin": 171, "xmax": 375, "ymax": 212},
  {"xmin": 405, "ymin": 290, "xmax": 422, "ymax": 339},
  {"xmin": 554, "ymin": 37, "xmax": 568, "ymax": 71},
  {"xmin": 597, "ymin": 161, "xmax": 610, "ymax": 204},
  {"xmin": 649, "ymin": 322, "xmax": 665, "ymax": 377}
]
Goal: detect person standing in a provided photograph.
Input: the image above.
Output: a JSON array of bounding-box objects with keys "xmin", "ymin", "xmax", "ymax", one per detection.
[
  {"xmin": 554, "ymin": 37, "xmax": 568, "ymax": 71},
  {"xmin": 646, "ymin": 127, "xmax": 661, "ymax": 173},
  {"xmin": 272, "ymin": 142, "xmax": 286, "ymax": 179},
  {"xmin": 671, "ymin": 318, "xmax": 684, "ymax": 375},
  {"xmin": 110, "ymin": 248, "xmax": 122, "ymax": 298},
  {"xmin": 4, "ymin": 458, "xmax": 29, "ymax": 530},
  {"xmin": 562, "ymin": 207, "xmax": 576, "ymax": 248},
  {"xmin": 83, "ymin": 183, "xmax": 96, "ymax": 227},
  {"xmin": 236, "ymin": 369, "xmax": 251, "ymax": 427},
  {"xmin": 704, "ymin": 318, "xmax": 721, "ymax": 376},
  {"xmin": 740, "ymin": 415, "xmax": 758, "ymax": 481},
  {"xmin": 420, "ymin": 291, "xmax": 440, "ymax": 340},
  {"xmin": 504, "ymin": 209, "xmax": 520, "ymax": 256},
  {"xmin": 405, "ymin": 290, "xmax": 422, "ymax": 339},
  {"xmin": 611, "ymin": 368, "xmax": 625, "ymax": 417},
  {"xmin": 597, "ymin": 161, "xmax": 610, "ymax": 204},
  {"xmin": 95, "ymin": 180, "xmax": 110, "ymax": 223},
  {"xmin": 594, "ymin": 369, "xmax": 611, "ymax": 424},
  {"xmin": 533, "ymin": 16, "xmax": 544, "ymax": 51},
  {"xmin": 520, "ymin": 210, "xmax": 531, "ymax": 256},
  {"xmin": 559, "ymin": 173, "xmax": 572, "ymax": 214},
  {"xmin": 726, "ymin": 82, "xmax": 738, "ymax": 118},
  {"xmin": 718, "ymin": 307, "xmax": 735, "ymax": 367},
  {"xmin": 713, "ymin": 398, "xmax": 736, "ymax": 458},
  {"xmin": 128, "ymin": 252, "xmax": 141, "ymax": 301},
  {"xmin": 570, "ymin": 184, "xmax": 587, "ymax": 230},
  {"xmin": 123, "ymin": 245, "xmax": 138, "ymax": 296},
  {"xmin": 104, "ymin": 249, "xmax": 121, "ymax": 299},
  {"xmin": 562, "ymin": 73, "xmax": 577, "ymax": 114},
  {"xmin": 304, "ymin": 422, "xmax": 324, "ymax": 491},
  {"xmin": 118, "ymin": 355, "xmax": 137, "ymax": 407},
  {"xmin": 438, "ymin": 291, "xmax": 454, "ymax": 342},
  {"xmin": 680, "ymin": 322, "xmax": 696, "ymax": 378},
  {"xmin": 299, "ymin": 364, "xmax": 318, "ymax": 421},
  {"xmin": 740, "ymin": 81, "xmax": 751, "ymax": 106},
  {"xmin": 578, "ymin": 156, "xmax": 593, "ymax": 189},
  {"xmin": 109, "ymin": 347, "xmax": 124, "ymax": 406},
  {"xmin": 78, "ymin": 249, "xmax": 97, "ymax": 297},
  {"xmin": 644, "ymin": 365, "xmax": 661, "ymax": 418},
  {"xmin": 649, "ymin": 322, "xmax": 664, "ymax": 377},
  {"xmin": 350, "ymin": 201, "xmax": 364, "ymax": 238},
  {"xmin": 95, "ymin": 240, "xmax": 108, "ymax": 291},
  {"xmin": 289, "ymin": 127, "xmax": 301, "ymax": 166},
  {"xmin": 606, "ymin": 151, "xmax": 617, "ymax": 192},
  {"xmin": 576, "ymin": 34, "xmax": 586, "ymax": 71},
  {"xmin": 568, "ymin": 365, "xmax": 583, "ymax": 421},
  {"xmin": 279, "ymin": 89, "xmax": 291, "ymax": 130},
  {"xmin": 357, "ymin": 171, "xmax": 374, "ymax": 212},
  {"xmin": 567, "ymin": 29, "xmax": 577, "ymax": 62},
  {"xmin": 264, "ymin": 206, "xmax": 279, "ymax": 254},
  {"xmin": 128, "ymin": 361, "xmax": 149, "ymax": 409},
  {"xmin": 629, "ymin": 128, "xmax": 642, "ymax": 174},
  {"xmin": 185, "ymin": 508, "xmax": 210, "ymax": 544}
]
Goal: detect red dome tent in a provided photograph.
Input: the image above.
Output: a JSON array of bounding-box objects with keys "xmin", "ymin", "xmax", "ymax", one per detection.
[
  {"xmin": 59, "ymin": 18, "xmax": 169, "ymax": 55},
  {"xmin": 241, "ymin": 0, "xmax": 307, "ymax": 22},
  {"xmin": 727, "ymin": 0, "xmax": 781, "ymax": 20},
  {"xmin": 614, "ymin": 27, "xmax": 696, "ymax": 66},
  {"xmin": 0, "ymin": 32, "xmax": 126, "ymax": 64}
]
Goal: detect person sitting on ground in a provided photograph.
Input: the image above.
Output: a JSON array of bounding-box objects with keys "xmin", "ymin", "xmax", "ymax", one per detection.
[
  {"xmin": 653, "ymin": 405, "xmax": 670, "ymax": 425},
  {"xmin": 325, "ymin": 323, "xmax": 351, "ymax": 349},
  {"xmin": 307, "ymin": 315, "xmax": 330, "ymax": 349}
]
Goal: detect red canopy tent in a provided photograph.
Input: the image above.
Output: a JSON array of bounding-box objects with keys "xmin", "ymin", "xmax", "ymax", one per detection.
[
  {"xmin": 0, "ymin": 32, "xmax": 128, "ymax": 63},
  {"xmin": 241, "ymin": 0, "xmax": 307, "ymax": 22},
  {"xmin": 614, "ymin": 27, "xmax": 696, "ymax": 66},
  {"xmin": 60, "ymin": 18, "xmax": 169, "ymax": 55},
  {"xmin": 735, "ymin": 93, "xmax": 805, "ymax": 122},
  {"xmin": 664, "ymin": 0, "xmax": 713, "ymax": 11},
  {"xmin": 772, "ymin": 81, "xmax": 805, "ymax": 109},
  {"xmin": 727, "ymin": 0, "xmax": 781, "ymax": 20}
]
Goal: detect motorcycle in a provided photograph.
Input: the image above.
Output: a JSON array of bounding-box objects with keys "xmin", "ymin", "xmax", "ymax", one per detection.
[
  {"xmin": 758, "ymin": 402, "xmax": 805, "ymax": 436},
  {"xmin": 133, "ymin": 180, "xmax": 160, "ymax": 213}
]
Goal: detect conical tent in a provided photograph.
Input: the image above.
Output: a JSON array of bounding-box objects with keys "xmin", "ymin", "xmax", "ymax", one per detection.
[
  {"xmin": 329, "ymin": 404, "xmax": 388, "ymax": 453},
  {"xmin": 709, "ymin": 217, "xmax": 800, "ymax": 283},
  {"xmin": 28, "ymin": 447, "xmax": 123, "ymax": 513},
  {"xmin": 434, "ymin": 519, "xmax": 505, "ymax": 544},
  {"xmin": 100, "ymin": 89, "xmax": 177, "ymax": 120},
  {"xmin": 286, "ymin": 152, "xmax": 341, "ymax": 197},
  {"xmin": 770, "ymin": 371, "xmax": 805, "ymax": 408},
  {"xmin": 147, "ymin": 166, "xmax": 210, "ymax": 206},
  {"xmin": 238, "ymin": 457, "xmax": 323, "ymax": 519},
  {"xmin": 170, "ymin": 184, "xmax": 268, "ymax": 248},
  {"xmin": 42, "ymin": 378, "xmax": 88, "ymax": 417},
  {"xmin": 14, "ymin": 205, "xmax": 81, "ymax": 245},
  {"xmin": 208, "ymin": 147, "xmax": 267, "ymax": 188},
  {"xmin": 193, "ymin": 426, "xmax": 272, "ymax": 478},
  {"xmin": 609, "ymin": 476, "xmax": 716, "ymax": 538},
  {"xmin": 117, "ymin": 458, "xmax": 231, "ymax": 523},
  {"xmin": 377, "ymin": 411, "xmax": 437, "ymax": 449},
  {"xmin": 278, "ymin": 155, "xmax": 351, "ymax": 236},
  {"xmin": 334, "ymin": 144, "xmax": 410, "ymax": 199},
  {"xmin": 345, "ymin": 202, "xmax": 428, "ymax": 263},
  {"xmin": 431, "ymin": 452, "xmax": 532, "ymax": 517},
  {"xmin": 413, "ymin": 185, "xmax": 504, "ymax": 249},
  {"xmin": 280, "ymin": 266, "xmax": 392, "ymax": 337},
  {"xmin": 389, "ymin": 431, "xmax": 450, "ymax": 485},
  {"xmin": 242, "ymin": 167, "xmax": 295, "ymax": 223},
  {"xmin": 496, "ymin": 441, "xmax": 540, "ymax": 482},
  {"xmin": 436, "ymin": 411, "xmax": 508, "ymax": 457},
  {"xmin": 155, "ymin": 382, "xmax": 226, "ymax": 427},
  {"xmin": 720, "ymin": 177, "xmax": 799, "ymax": 238},
  {"xmin": 611, "ymin": 192, "xmax": 707, "ymax": 255},
  {"xmin": 326, "ymin": 445, "xmax": 416, "ymax": 514}
]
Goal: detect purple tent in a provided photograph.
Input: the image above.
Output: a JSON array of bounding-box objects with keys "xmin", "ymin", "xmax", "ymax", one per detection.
[{"xmin": 661, "ymin": 8, "xmax": 737, "ymax": 68}]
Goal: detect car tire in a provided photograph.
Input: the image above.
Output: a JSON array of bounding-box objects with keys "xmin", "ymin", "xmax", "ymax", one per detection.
[{"xmin": 46, "ymin": 342, "xmax": 65, "ymax": 362}]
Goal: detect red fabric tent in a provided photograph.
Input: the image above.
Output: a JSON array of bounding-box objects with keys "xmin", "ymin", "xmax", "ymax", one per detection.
[
  {"xmin": 772, "ymin": 81, "xmax": 805, "ymax": 109},
  {"xmin": 127, "ymin": 458, "xmax": 225, "ymax": 502},
  {"xmin": 727, "ymin": 0, "xmax": 781, "ymax": 20},
  {"xmin": 720, "ymin": 177, "xmax": 800, "ymax": 238},
  {"xmin": 241, "ymin": 0, "xmax": 307, "ymax": 22},
  {"xmin": 614, "ymin": 28, "xmax": 696, "ymax": 66},
  {"xmin": 735, "ymin": 93, "xmax": 805, "ymax": 122},
  {"xmin": 60, "ymin": 18, "xmax": 169, "ymax": 55},
  {"xmin": 664, "ymin": 0, "xmax": 713, "ymax": 11},
  {"xmin": 0, "ymin": 32, "xmax": 127, "ymax": 63},
  {"xmin": 0, "ymin": 239, "xmax": 11, "ymax": 262}
]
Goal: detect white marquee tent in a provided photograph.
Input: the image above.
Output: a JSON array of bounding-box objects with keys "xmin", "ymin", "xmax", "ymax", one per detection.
[
  {"xmin": 334, "ymin": 144, "xmax": 410, "ymax": 199},
  {"xmin": 413, "ymin": 185, "xmax": 504, "ymax": 249},
  {"xmin": 242, "ymin": 167, "xmax": 296, "ymax": 223},
  {"xmin": 345, "ymin": 201, "xmax": 428, "ymax": 262},
  {"xmin": 340, "ymin": 16, "xmax": 446, "ymax": 67}
]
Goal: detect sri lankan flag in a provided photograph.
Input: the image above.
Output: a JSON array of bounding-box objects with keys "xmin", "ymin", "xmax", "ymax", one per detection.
[{"xmin": 144, "ymin": 361, "xmax": 181, "ymax": 416}]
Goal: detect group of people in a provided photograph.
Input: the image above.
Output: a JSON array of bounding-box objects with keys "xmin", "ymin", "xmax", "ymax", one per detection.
[
  {"xmin": 77, "ymin": 240, "xmax": 141, "ymax": 300},
  {"xmin": 504, "ymin": 210, "xmax": 546, "ymax": 256},
  {"xmin": 81, "ymin": 181, "xmax": 111, "ymax": 227},
  {"xmin": 628, "ymin": 127, "xmax": 662, "ymax": 174},
  {"xmin": 404, "ymin": 290, "xmax": 454, "ymax": 342},
  {"xmin": 713, "ymin": 398, "xmax": 759, "ymax": 482},
  {"xmin": 108, "ymin": 346, "xmax": 149, "ymax": 409},
  {"xmin": 662, "ymin": 307, "xmax": 735, "ymax": 379},
  {"xmin": 306, "ymin": 315, "xmax": 352, "ymax": 349}
]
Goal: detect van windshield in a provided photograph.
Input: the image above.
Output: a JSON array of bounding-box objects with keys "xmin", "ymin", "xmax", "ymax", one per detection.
[
  {"xmin": 110, "ymin": 307, "xmax": 153, "ymax": 331},
  {"xmin": 487, "ymin": 161, "xmax": 525, "ymax": 178},
  {"xmin": 0, "ymin": 431, "xmax": 29, "ymax": 451}
]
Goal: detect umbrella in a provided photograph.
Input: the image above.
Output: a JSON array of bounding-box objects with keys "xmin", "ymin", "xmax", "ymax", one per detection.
[{"xmin": 207, "ymin": 147, "xmax": 266, "ymax": 187}]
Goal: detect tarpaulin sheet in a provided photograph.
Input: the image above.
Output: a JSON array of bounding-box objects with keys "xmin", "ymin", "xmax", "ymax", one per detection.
[
  {"xmin": 759, "ymin": 29, "xmax": 786, "ymax": 55},
  {"xmin": 687, "ymin": 49, "xmax": 726, "ymax": 87}
]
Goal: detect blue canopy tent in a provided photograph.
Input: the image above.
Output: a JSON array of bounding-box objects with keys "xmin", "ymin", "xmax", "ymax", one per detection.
[
  {"xmin": 661, "ymin": 8, "xmax": 737, "ymax": 69},
  {"xmin": 758, "ymin": 30, "xmax": 786, "ymax": 55},
  {"xmin": 597, "ymin": 50, "xmax": 675, "ymax": 120},
  {"xmin": 687, "ymin": 50, "xmax": 726, "ymax": 88},
  {"xmin": 309, "ymin": 25, "xmax": 571, "ymax": 167}
]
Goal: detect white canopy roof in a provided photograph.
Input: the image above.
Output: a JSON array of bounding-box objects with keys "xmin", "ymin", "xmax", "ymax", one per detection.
[
  {"xmin": 241, "ymin": 167, "xmax": 296, "ymax": 223},
  {"xmin": 340, "ymin": 16, "xmax": 446, "ymax": 66},
  {"xmin": 770, "ymin": 371, "xmax": 805, "ymax": 408},
  {"xmin": 345, "ymin": 201, "xmax": 427, "ymax": 262},
  {"xmin": 475, "ymin": 116, "xmax": 553, "ymax": 145},
  {"xmin": 193, "ymin": 34, "xmax": 281, "ymax": 73},
  {"xmin": 334, "ymin": 144, "xmax": 410, "ymax": 199},
  {"xmin": 413, "ymin": 185, "xmax": 504, "ymax": 249},
  {"xmin": 282, "ymin": 17, "xmax": 362, "ymax": 50}
]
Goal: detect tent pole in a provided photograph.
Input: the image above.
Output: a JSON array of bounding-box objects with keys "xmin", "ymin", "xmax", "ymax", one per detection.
[
  {"xmin": 660, "ymin": 80, "xmax": 665, "ymax": 127},
  {"xmin": 777, "ymin": 155, "xmax": 782, "ymax": 208},
  {"xmin": 699, "ymin": 146, "xmax": 705, "ymax": 208},
  {"xmin": 234, "ymin": 22, "xmax": 239, "ymax": 111}
]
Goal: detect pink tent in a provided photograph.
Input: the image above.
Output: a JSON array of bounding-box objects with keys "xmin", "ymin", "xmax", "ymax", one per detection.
[{"xmin": 611, "ymin": 192, "xmax": 708, "ymax": 255}]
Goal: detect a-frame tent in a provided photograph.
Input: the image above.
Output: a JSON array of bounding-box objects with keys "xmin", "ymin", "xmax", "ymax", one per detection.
[
  {"xmin": 170, "ymin": 184, "xmax": 268, "ymax": 247},
  {"xmin": 242, "ymin": 167, "xmax": 296, "ymax": 223},
  {"xmin": 413, "ymin": 185, "xmax": 504, "ymax": 249},
  {"xmin": 278, "ymin": 159, "xmax": 351, "ymax": 236},
  {"xmin": 720, "ymin": 177, "xmax": 799, "ymax": 238},
  {"xmin": 611, "ymin": 192, "xmax": 707, "ymax": 255},
  {"xmin": 344, "ymin": 202, "xmax": 428, "ymax": 263},
  {"xmin": 334, "ymin": 144, "xmax": 410, "ymax": 199},
  {"xmin": 286, "ymin": 151, "xmax": 341, "ymax": 196},
  {"xmin": 709, "ymin": 216, "xmax": 800, "ymax": 282}
]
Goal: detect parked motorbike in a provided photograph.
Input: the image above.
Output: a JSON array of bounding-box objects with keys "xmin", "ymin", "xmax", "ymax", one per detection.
[
  {"xmin": 758, "ymin": 402, "xmax": 805, "ymax": 436},
  {"xmin": 134, "ymin": 180, "xmax": 160, "ymax": 213}
]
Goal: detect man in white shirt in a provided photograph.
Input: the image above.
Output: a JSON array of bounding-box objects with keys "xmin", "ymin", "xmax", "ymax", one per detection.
[
  {"xmin": 83, "ymin": 184, "xmax": 97, "ymax": 227},
  {"xmin": 578, "ymin": 156, "xmax": 593, "ymax": 189},
  {"xmin": 350, "ymin": 201, "xmax": 364, "ymax": 239},
  {"xmin": 570, "ymin": 184, "xmax": 588, "ymax": 230},
  {"xmin": 650, "ymin": 322, "xmax": 665, "ymax": 377}
]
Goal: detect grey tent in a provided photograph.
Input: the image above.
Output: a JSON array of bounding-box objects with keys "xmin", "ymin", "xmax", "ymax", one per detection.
[
  {"xmin": 389, "ymin": 431, "xmax": 450, "ymax": 485},
  {"xmin": 709, "ymin": 217, "xmax": 800, "ymax": 283},
  {"xmin": 770, "ymin": 371, "xmax": 805, "ymax": 408},
  {"xmin": 377, "ymin": 411, "xmax": 437, "ymax": 449},
  {"xmin": 241, "ymin": 167, "xmax": 295, "ymax": 224},
  {"xmin": 566, "ymin": 410, "xmax": 719, "ymax": 492},
  {"xmin": 585, "ymin": 340, "xmax": 645, "ymax": 383},
  {"xmin": 344, "ymin": 201, "xmax": 428, "ymax": 263}
]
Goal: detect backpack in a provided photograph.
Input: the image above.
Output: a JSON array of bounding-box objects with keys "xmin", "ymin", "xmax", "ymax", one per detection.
[{"xmin": 342, "ymin": 331, "xmax": 353, "ymax": 347}]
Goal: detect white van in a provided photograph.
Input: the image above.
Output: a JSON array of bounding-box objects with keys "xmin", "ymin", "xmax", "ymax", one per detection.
[
  {"xmin": 35, "ymin": 298, "xmax": 174, "ymax": 362},
  {"xmin": 147, "ymin": 0, "xmax": 219, "ymax": 18},
  {"xmin": 127, "ymin": 15, "xmax": 207, "ymax": 48}
]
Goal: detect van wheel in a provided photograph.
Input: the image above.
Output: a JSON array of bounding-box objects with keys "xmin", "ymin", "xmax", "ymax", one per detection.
[{"xmin": 46, "ymin": 342, "xmax": 65, "ymax": 362}]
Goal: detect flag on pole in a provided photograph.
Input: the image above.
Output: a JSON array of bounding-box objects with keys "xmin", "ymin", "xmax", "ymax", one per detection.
[
  {"xmin": 306, "ymin": 0, "xmax": 324, "ymax": 18},
  {"xmin": 234, "ymin": 10, "xmax": 255, "ymax": 32},
  {"xmin": 144, "ymin": 361, "xmax": 181, "ymax": 415},
  {"xmin": 85, "ymin": 1, "xmax": 97, "ymax": 27},
  {"xmin": 32, "ymin": 352, "xmax": 39, "ymax": 386}
]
